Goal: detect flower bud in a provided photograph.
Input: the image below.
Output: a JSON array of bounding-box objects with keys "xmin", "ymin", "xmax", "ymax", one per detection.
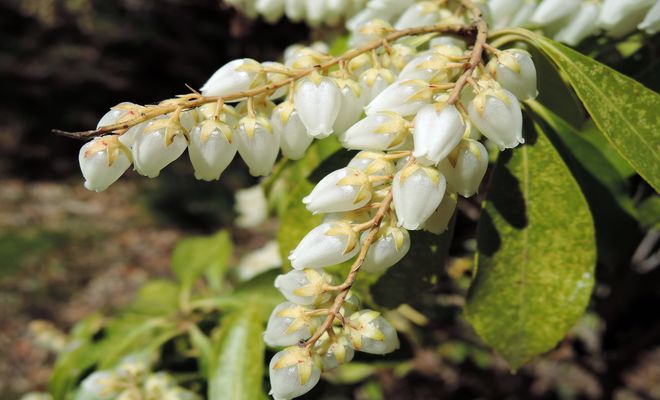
[
  {"xmin": 412, "ymin": 103, "xmax": 465, "ymax": 166},
  {"xmin": 530, "ymin": 0, "xmax": 579, "ymax": 26},
  {"xmin": 394, "ymin": 1, "xmax": 440, "ymax": 29},
  {"xmin": 362, "ymin": 226, "xmax": 411, "ymax": 273},
  {"xmin": 235, "ymin": 115, "xmax": 280, "ymax": 176},
  {"xmin": 639, "ymin": 1, "xmax": 660, "ymax": 34},
  {"xmin": 398, "ymin": 51, "xmax": 459, "ymax": 83},
  {"xmin": 350, "ymin": 18, "xmax": 393, "ymax": 47},
  {"xmin": 132, "ymin": 117, "xmax": 188, "ymax": 178},
  {"xmin": 467, "ymin": 87, "xmax": 523, "ymax": 150},
  {"xmin": 274, "ymin": 269, "xmax": 333, "ymax": 306},
  {"xmin": 303, "ymin": 167, "xmax": 372, "ymax": 214},
  {"xmin": 392, "ymin": 164, "xmax": 446, "ymax": 230},
  {"xmin": 438, "ymin": 139, "xmax": 488, "ymax": 197},
  {"xmin": 188, "ymin": 120, "xmax": 237, "ymax": 181},
  {"xmin": 347, "ymin": 310, "xmax": 399, "ymax": 355},
  {"xmin": 315, "ymin": 332, "xmax": 355, "ymax": 371},
  {"xmin": 269, "ymin": 347, "xmax": 321, "ymax": 400},
  {"xmin": 554, "ymin": 2, "xmax": 601, "ymax": 46},
  {"xmin": 347, "ymin": 151, "xmax": 395, "ymax": 177},
  {"xmin": 200, "ymin": 59, "xmax": 264, "ymax": 98},
  {"xmin": 342, "ymin": 112, "xmax": 410, "ymax": 151},
  {"xmin": 294, "ymin": 74, "xmax": 342, "ymax": 138},
  {"xmin": 289, "ymin": 221, "xmax": 360, "ymax": 269},
  {"xmin": 264, "ymin": 302, "xmax": 316, "ymax": 347},
  {"xmin": 487, "ymin": 49, "xmax": 537, "ymax": 101},
  {"xmin": 272, "ymin": 101, "xmax": 313, "ymax": 160},
  {"xmin": 80, "ymin": 371, "xmax": 120, "ymax": 399},
  {"xmin": 359, "ymin": 67, "xmax": 396, "ymax": 103},
  {"xmin": 423, "ymin": 192, "xmax": 457, "ymax": 234},
  {"xmin": 79, "ymin": 136, "xmax": 132, "ymax": 192},
  {"xmin": 365, "ymin": 80, "xmax": 432, "ymax": 117},
  {"xmin": 333, "ymin": 79, "xmax": 365, "ymax": 135}
]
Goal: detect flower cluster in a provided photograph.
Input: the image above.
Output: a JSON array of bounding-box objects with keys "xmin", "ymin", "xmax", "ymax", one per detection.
[
  {"xmin": 224, "ymin": 0, "xmax": 367, "ymax": 26},
  {"xmin": 75, "ymin": 355, "xmax": 198, "ymax": 400},
  {"xmin": 346, "ymin": 0, "xmax": 659, "ymax": 47}
]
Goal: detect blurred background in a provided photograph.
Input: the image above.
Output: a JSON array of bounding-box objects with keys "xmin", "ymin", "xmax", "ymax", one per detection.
[{"xmin": 1, "ymin": 1, "xmax": 659, "ymax": 399}]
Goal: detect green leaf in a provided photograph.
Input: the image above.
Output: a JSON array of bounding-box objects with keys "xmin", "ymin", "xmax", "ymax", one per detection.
[
  {"xmin": 208, "ymin": 308, "xmax": 266, "ymax": 400},
  {"xmin": 527, "ymin": 101, "xmax": 643, "ymax": 267},
  {"xmin": 497, "ymin": 28, "xmax": 660, "ymax": 191},
  {"xmin": 171, "ymin": 230, "xmax": 233, "ymax": 292},
  {"xmin": 188, "ymin": 324, "xmax": 213, "ymax": 378},
  {"xmin": 127, "ymin": 279, "xmax": 180, "ymax": 316},
  {"xmin": 466, "ymin": 115, "xmax": 596, "ymax": 370},
  {"xmin": 370, "ymin": 222, "xmax": 455, "ymax": 308}
]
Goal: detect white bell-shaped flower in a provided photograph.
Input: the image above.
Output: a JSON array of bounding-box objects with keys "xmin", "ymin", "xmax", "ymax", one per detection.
[
  {"xmin": 294, "ymin": 73, "xmax": 342, "ymax": 138},
  {"xmin": 346, "ymin": 310, "xmax": 400, "ymax": 355},
  {"xmin": 262, "ymin": 61, "xmax": 290, "ymax": 100},
  {"xmin": 80, "ymin": 370, "xmax": 121, "ymax": 399},
  {"xmin": 639, "ymin": 0, "xmax": 660, "ymax": 34},
  {"xmin": 382, "ymin": 44, "xmax": 417, "ymax": 72},
  {"xmin": 315, "ymin": 332, "xmax": 355, "ymax": 371},
  {"xmin": 399, "ymin": 47, "xmax": 463, "ymax": 83},
  {"xmin": 284, "ymin": 0, "xmax": 306, "ymax": 21},
  {"xmin": 264, "ymin": 302, "xmax": 316, "ymax": 347},
  {"xmin": 200, "ymin": 59, "xmax": 264, "ymax": 98},
  {"xmin": 255, "ymin": 0, "xmax": 285, "ymax": 22},
  {"xmin": 530, "ymin": 0, "xmax": 579, "ymax": 26},
  {"xmin": 359, "ymin": 67, "xmax": 396, "ymax": 103},
  {"xmin": 412, "ymin": 103, "xmax": 465, "ymax": 166},
  {"xmin": 324, "ymin": 0, "xmax": 348, "ymax": 25},
  {"xmin": 274, "ymin": 269, "xmax": 333, "ymax": 306},
  {"xmin": 489, "ymin": 0, "xmax": 523, "ymax": 27},
  {"xmin": 510, "ymin": 1, "xmax": 537, "ymax": 27},
  {"xmin": 342, "ymin": 112, "xmax": 409, "ymax": 151},
  {"xmin": 235, "ymin": 115, "xmax": 280, "ymax": 176},
  {"xmin": 79, "ymin": 136, "xmax": 132, "ymax": 192},
  {"xmin": 96, "ymin": 102, "xmax": 142, "ymax": 130},
  {"xmin": 365, "ymin": 79, "xmax": 432, "ymax": 117},
  {"xmin": 117, "ymin": 123, "xmax": 145, "ymax": 148},
  {"xmin": 553, "ymin": 2, "xmax": 601, "ymax": 46},
  {"xmin": 350, "ymin": 18, "xmax": 393, "ymax": 47},
  {"xmin": 188, "ymin": 120, "xmax": 237, "ymax": 181},
  {"xmin": 303, "ymin": 167, "xmax": 372, "ymax": 214},
  {"xmin": 132, "ymin": 118, "xmax": 188, "ymax": 178},
  {"xmin": 271, "ymin": 101, "xmax": 313, "ymax": 160},
  {"xmin": 467, "ymin": 87, "xmax": 523, "ymax": 150},
  {"xmin": 362, "ymin": 226, "xmax": 411, "ymax": 273},
  {"xmin": 394, "ymin": 1, "xmax": 439, "ymax": 29},
  {"xmin": 289, "ymin": 221, "xmax": 360, "ymax": 269},
  {"xmin": 439, "ymin": 139, "xmax": 489, "ymax": 197},
  {"xmin": 487, "ymin": 49, "xmax": 538, "ymax": 101},
  {"xmin": 423, "ymin": 192, "xmax": 457, "ymax": 234},
  {"xmin": 269, "ymin": 347, "xmax": 321, "ymax": 400},
  {"xmin": 347, "ymin": 151, "xmax": 395, "ymax": 177},
  {"xmin": 333, "ymin": 80, "xmax": 365, "ymax": 135},
  {"xmin": 304, "ymin": 0, "xmax": 325, "ymax": 26},
  {"xmin": 392, "ymin": 164, "xmax": 446, "ymax": 230},
  {"xmin": 599, "ymin": 0, "xmax": 654, "ymax": 36}
]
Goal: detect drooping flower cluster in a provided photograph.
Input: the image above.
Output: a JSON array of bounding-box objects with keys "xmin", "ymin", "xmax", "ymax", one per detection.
[
  {"xmin": 346, "ymin": 0, "xmax": 660, "ymax": 47},
  {"xmin": 76, "ymin": 355, "xmax": 198, "ymax": 400},
  {"xmin": 224, "ymin": 0, "xmax": 367, "ymax": 26}
]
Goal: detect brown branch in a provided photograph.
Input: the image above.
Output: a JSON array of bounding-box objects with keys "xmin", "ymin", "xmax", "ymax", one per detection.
[{"xmin": 53, "ymin": 23, "xmax": 475, "ymax": 140}]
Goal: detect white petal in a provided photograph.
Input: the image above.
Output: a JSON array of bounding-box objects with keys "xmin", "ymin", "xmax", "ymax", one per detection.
[
  {"xmin": 200, "ymin": 59, "xmax": 262, "ymax": 98},
  {"xmin": 79, "ymin": 137, "xmax": 131, "ymax": 192},
  {"xmin": 467, "ymin": 89, "xmax": 523, "ymax": 150},
  {"xmin": 412, "ymin": 104, "xmax": 465, "ymax": 165},
  {"xmin": 188, "ymin": 123, "xmax": 237, "ymax": 181},
  {"xmin": 303, "ymin": 167, "xmax": 371, "ymax": 214},
  {"xmin": 132, "ymin": 122, "xmax": 187, "ymax": 178},
  {"xmin": 294, "ymin": 77, "xmax": 342, "ymax": 138},
  {"xmin": 272, "ymin": 104, "xmax": 313, "ymax": 160},
  {"xmin": 361, "ymin": 227, "xmax": 411, "ymax": 273},
  {"xmin": 530, "ymin": 0, "xmax": 580, "ymax": 26},
  {"xmin": 235, "ymin": 117, "xmax": 280, "ymax": 177},
  {"xmin": 392, "ymin": 165, "xmax": 446, "ymax": 230},
  {"xmin": 488, "ymin": 49, "xmax": 538, "ymax": 101},
  {"xmin": 289, "ymin": 222, "xmax": 360, "ymax": 269},
  {"xmin": 365, "ymin": 80, "xmax": 432, "ymax": 117}
]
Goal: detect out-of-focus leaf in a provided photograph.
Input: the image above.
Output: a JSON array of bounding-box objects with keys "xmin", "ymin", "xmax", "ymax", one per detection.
[
  {"xmin": 208, "ymin": 308, "xmax": 266, "ymax": 400},
  {"xmin": 466, "ymin": 115, "xmax": 596, "ymax": 370},
  {"xmin": 127, "ymin": 279, "xmax": 180, "ymax": 316},
  {"xmin": 188, "ymin": 324, "xmax": 213, "ymax": 378},
  {"xmin": 329, "ymin": 35, "xmax": 350, "ymax": 56},
  {"xmin": 370, "ymin": 222, "xmax": 454, "ymax": 308},
  {"xmin": 527, "ymin": 101, "xmax": 642, "ymax": 266},
  {"xmin": 638, "ymin": 196, "xmax": 660, "ymax": 230},
  {"xmin": 497, "ymin": 28, "xmax": 660, "ymax": 191},
  {"xmin": 171, "ymin": 230, "xmax": 233, "ymax": 292}
]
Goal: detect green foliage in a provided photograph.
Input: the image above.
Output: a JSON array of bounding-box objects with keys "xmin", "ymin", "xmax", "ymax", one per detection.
[
  {"xmin": 466, "ymin": 115, "xmax": 596, "ymax": 370},
  {"xmin": 172, "ymin": 230, "xmax": 233, "ymax": 292},
  {"xmin": 500, "ymin": 28, "xmax": 660, "ymax": 191},
  {"xmin": 208, "ymin": 308, "xmax": 267, "ymax": 400}
]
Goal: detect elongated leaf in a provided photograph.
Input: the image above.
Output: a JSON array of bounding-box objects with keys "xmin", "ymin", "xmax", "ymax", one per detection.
[
  {"xmin": 370, "ymin": 221, "xmax": 455, "ymax": 308},
  {"xmin": 466, "ymin": 115, "xmax": 596, "ymax": 370},
  {"xmin": 209, "ymin": 308, "xmax": 266, "ymax": 400},
  {"xmin": 171, "ymin": 230, "xmax": 233, "ymax": 291},
  {"xmin": 497, "ymin": 28, "xmax": 660, "ymax": 191},
  {"xmin": 527, "ymin": 101, "xmax": 643, "ymax": 267}
]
